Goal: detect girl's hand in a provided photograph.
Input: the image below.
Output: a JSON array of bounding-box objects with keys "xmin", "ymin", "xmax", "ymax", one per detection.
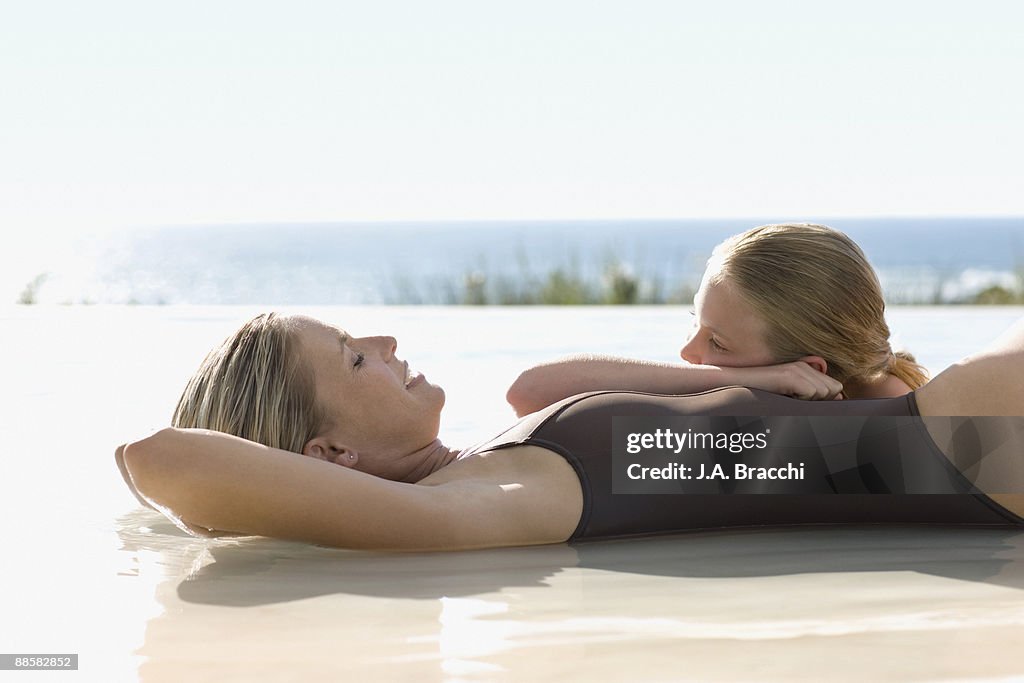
[{"xmin": 725, "ymin": 362, "xmax": 843, "ymax": 400}]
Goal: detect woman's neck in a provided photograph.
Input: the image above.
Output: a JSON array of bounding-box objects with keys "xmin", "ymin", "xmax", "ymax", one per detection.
[{"xmin": 390, "ymin": 440, "xmax": 461, "ymax": 483}]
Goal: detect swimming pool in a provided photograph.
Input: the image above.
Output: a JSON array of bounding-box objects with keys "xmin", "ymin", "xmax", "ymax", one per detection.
[{"xmin": 3, "ymin": 305, "xmax": 1023, "ymax": 681}]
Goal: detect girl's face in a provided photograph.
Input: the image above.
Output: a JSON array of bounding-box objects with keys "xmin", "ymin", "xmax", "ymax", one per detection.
[{"xmin": 680, "ymin": 274, "xmax": 778, "ymax": 368}]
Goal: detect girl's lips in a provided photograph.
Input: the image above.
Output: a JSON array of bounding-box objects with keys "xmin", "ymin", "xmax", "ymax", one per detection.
[{"xmin": 406, "ymin": 371, "xmax": 425, "ymax": 389}]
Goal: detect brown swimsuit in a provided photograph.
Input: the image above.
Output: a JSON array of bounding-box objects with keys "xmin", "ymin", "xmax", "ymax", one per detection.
[{"xmin": 461, "ymin": 388, "xmax": 1024, "ymax": 541}]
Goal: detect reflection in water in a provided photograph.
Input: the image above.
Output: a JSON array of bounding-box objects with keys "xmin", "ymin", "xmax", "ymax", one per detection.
[
  {"xmin": 436, "ymin": 598, "xmax": 512, "ymax": 677},
  {"xmin": 115, "ymin": 508, "xmax": 1024, "ymax": 680}
]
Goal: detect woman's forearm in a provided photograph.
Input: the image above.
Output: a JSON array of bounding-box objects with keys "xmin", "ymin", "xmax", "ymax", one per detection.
[
  {"xmin": 506, "ymin": 355, "xmax": 846, "ymax": 416},
  {"xmin": 506, "ymin": 355, "xmax": 733, "ymax": 416}
]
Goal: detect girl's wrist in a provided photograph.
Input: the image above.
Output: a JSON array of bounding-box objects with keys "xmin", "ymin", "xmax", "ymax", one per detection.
[{"xmin": 713, "ymin": 364, "xmax": 740, "ymax": 386}]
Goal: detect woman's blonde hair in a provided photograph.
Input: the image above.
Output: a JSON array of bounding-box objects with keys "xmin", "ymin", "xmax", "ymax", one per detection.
[
  {"xmin": 172, "ymin": 312, "xmax": 327, "ymax": 453},
  {"xmin": 709, "ymin": 223, "xmax": 929, "ymax": 390}
]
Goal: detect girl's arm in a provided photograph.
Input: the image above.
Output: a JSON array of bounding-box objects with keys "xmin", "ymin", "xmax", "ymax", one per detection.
[
  {"xmin": 117, "ymin": 428, "xmax": 578, "ymax": 550},
  {"xmin": 506, "ymin": 355, "xmax": 842, "ymax": 416}
]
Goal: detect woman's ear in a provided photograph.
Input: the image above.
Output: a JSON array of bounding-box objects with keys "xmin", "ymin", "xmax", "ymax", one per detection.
[
  {"xmin": 302, "ymin": 438, "xmax": 360, "ymax": 468},
  {"xmin": 798, "ymin": 355, "xmax": 829, "ymax": 376}
]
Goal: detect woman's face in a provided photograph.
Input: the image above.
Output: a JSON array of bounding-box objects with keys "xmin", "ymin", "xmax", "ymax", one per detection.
[
  {"xmin": 680, "ymin": 274, "xmax": 777, "ymax": 367},
  {"xmin": 292, "ymin": 316, "xmax": 446, "ymax": 458}
]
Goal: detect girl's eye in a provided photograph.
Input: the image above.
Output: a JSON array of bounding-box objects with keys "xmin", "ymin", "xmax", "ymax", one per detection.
[
  {"xmin": 709, "ymin": 338, "xmax": 726, "ymax": 352},
  {"xmin": 353, "ymin": 352, "xmax": 365, "ymax": 368}
]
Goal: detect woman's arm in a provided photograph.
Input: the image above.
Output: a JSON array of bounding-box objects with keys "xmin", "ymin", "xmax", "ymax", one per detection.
[
  {"xmin": 118, "ymin": 428, "xmax": 579, "ymax": 550},
  {"xmin": 506, "ymin": 355, "xmax": 843, "ymax": 416}
]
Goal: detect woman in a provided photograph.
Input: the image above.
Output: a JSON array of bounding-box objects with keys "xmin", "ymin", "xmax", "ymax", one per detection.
[
  {"xmin": 117, "ymin": 313, "xmax": 1024, "ymax": 551},
  {"xmin": 507, "ymin": 224, "xmax": 930, "ymax": 416}
]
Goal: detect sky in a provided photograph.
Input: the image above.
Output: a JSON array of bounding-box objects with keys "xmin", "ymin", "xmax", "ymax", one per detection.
[{"xmin": 2, "ymin": 0, "xmax": 1023, "ymax": 278}]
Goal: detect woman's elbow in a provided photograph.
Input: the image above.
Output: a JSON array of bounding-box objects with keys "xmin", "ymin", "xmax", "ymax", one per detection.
[{"xmin": 120, "ymin": 428, "xmax": 181, "ymax": 504}]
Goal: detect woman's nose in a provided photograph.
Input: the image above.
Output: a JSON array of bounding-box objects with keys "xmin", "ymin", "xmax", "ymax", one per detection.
[
  {"xmin": 354, "ymin": 335, "xmax": 397, "ymax": 360},
  {"xmin": 375, "ymin": 335, "xmax": 398, "ymax": 360}
]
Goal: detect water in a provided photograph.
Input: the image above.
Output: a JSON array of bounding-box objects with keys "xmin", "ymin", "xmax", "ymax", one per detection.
[
  {"xmin": 27, "ymin": 217, "xmax": 1024, "ymax": 305},
  {"xmin": 3, "ymin": 304, "xmax": 1024, "ymax": 681}
]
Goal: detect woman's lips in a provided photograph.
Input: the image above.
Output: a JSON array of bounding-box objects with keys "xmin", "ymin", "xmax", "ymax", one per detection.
[{"xmin": 405, "ymin": 371, "xmax": 425, "ymax": 389}]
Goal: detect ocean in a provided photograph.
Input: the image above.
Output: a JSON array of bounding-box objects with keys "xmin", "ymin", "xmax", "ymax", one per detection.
[{"xmin": 24, "ymin": 217, "xmax": 1024, "ymax": 305}]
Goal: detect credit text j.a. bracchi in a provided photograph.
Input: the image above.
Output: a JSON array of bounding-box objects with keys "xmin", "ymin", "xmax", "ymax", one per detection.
[
  {"xmin": 624, "ymin": 427, "xmax": 805, "ymax": 481},
  {"xmin": 626, "ymin": 461, "xmax": 806, "ymax": 480}
]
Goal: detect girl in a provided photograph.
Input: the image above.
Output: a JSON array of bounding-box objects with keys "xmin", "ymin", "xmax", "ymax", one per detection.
[{"xmin": 506, "ymin": 223, "xmax": 929, "ymax": 416}]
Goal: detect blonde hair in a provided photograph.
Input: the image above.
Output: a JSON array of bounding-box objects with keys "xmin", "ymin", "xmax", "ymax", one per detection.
[
  {"xmin": 172, "ymin": 312, "xmax": 327, "ymax": 453},
  {"xmin": 709, "ymin": 223, "xmax": 929, "ymax": 390}
]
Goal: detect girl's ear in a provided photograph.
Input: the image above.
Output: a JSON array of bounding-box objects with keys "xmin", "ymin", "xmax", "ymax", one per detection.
[
  {"xmin": 302, "ymin": 438, "xmax": 359, "ymax": 468},
  {"xmin": 798, "ymin": 355, "xmax": 829, "ymax": 376}
]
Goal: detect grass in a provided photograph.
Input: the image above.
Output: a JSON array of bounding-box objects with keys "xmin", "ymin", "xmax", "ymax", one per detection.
[
  {"xmin": 427, "ymin": 267, "xmax": 1024, "ymax": 307},
  {"xmin": 16, "ymin": 273, "xmax": 48, "ymax": 304},
  {"xmin": 383, "ymin": 258, "xmax": 697, "ymax": 306},
  {"xmin": 16, "ymin": 265, "xmax": 1024, "ymax": 306}
]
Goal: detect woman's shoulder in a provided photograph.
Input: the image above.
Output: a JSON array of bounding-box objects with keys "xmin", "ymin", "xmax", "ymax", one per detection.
[
  {"xmin": 421, "ymin": 443, "xmax": 579, "ymax": 486},
  {"xmin": 417, "ymin": 443, "xmax": 584, "ymax": 547}
]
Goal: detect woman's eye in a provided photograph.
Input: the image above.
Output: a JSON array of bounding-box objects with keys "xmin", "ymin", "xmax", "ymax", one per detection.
[
  {"xmin": 353, "ymin": 352, "xmax": 365, "ymax": 368},
  {"xmin": 709, "ymin": 338, "xmax": 726, "ymax": 352}
]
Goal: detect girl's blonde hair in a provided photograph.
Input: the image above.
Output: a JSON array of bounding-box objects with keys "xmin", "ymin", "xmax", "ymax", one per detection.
[
  {"xmin": 171, "ymin": 312, "xmax": 327, "ymax": 453},
  {"xmin": 709, "ymin": 223, "xmax": 929, "ymax": 390}
]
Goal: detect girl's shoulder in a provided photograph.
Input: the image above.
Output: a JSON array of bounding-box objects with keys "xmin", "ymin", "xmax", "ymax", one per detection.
[{"xmin": 857, "ymin": 374, "xmax": 914, "ymax": 399}]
